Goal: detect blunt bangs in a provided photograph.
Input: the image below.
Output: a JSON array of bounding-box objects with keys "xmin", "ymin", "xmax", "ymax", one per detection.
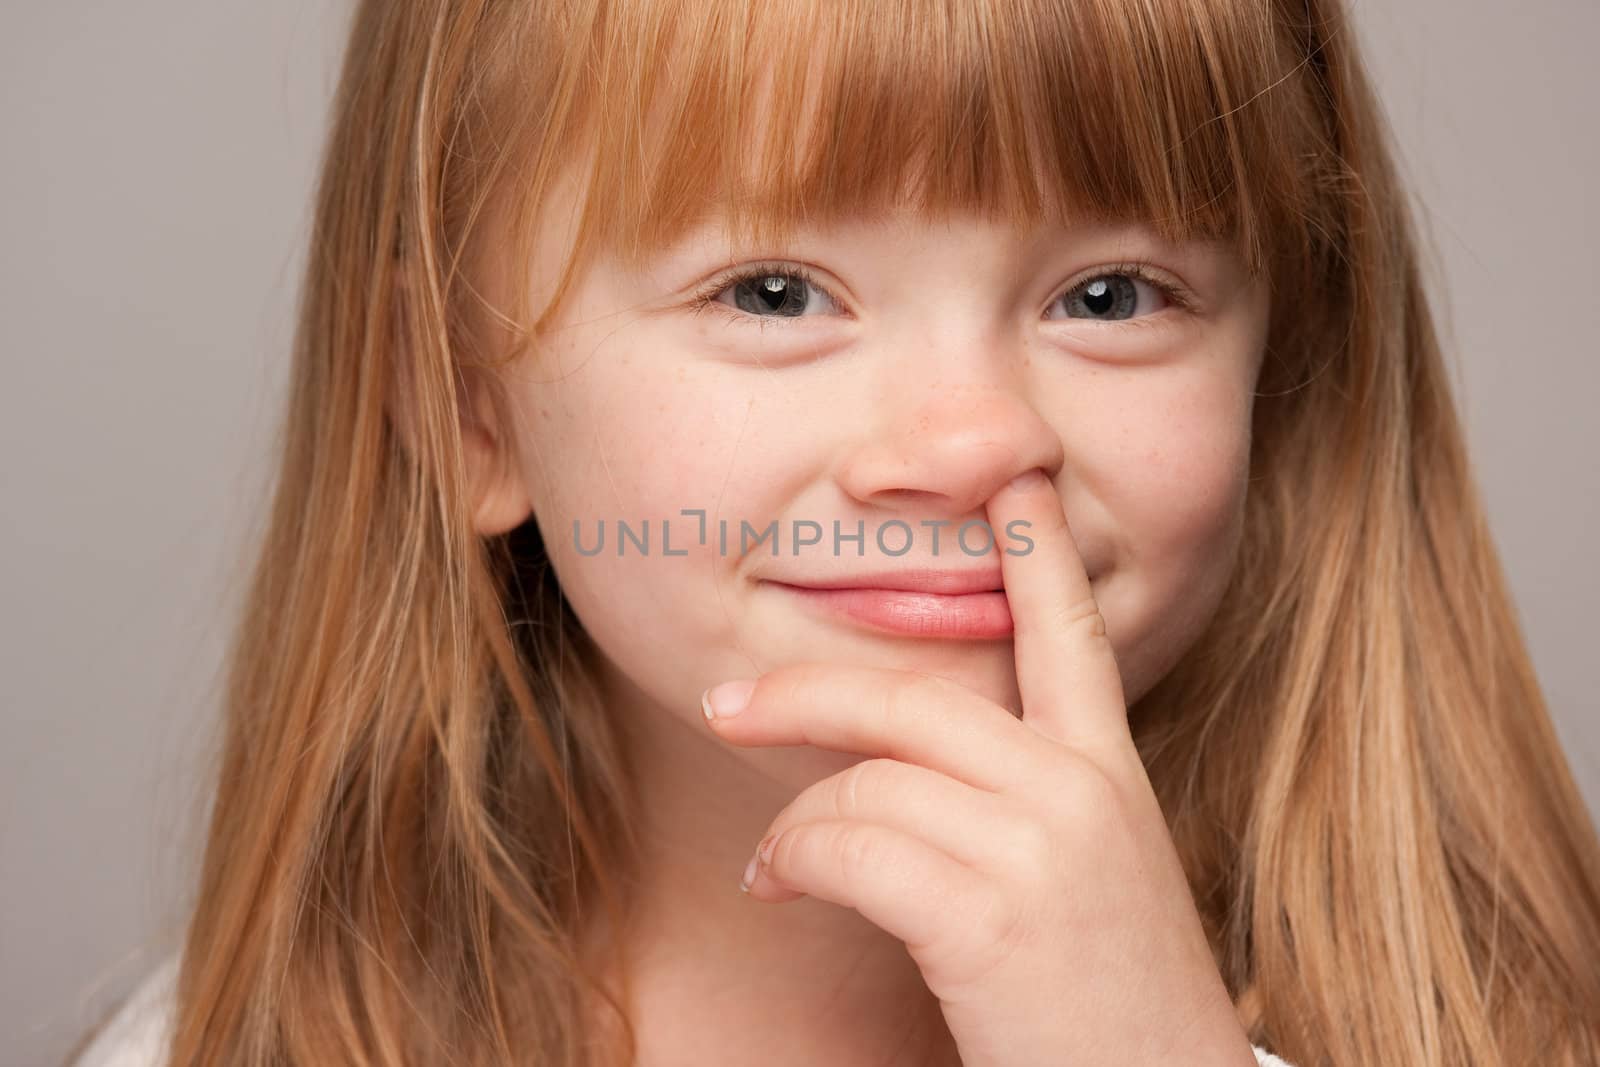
[{"xmin": 493, "ymin": 0, "xmax": 1324, "ymax": 335}]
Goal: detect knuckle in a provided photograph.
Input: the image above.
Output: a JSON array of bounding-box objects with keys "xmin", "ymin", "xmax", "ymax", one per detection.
[
  {"xmin": 975, "ymin": 893, "xmax": 1025, "ymax": 951},
  {"xmin": 835, "ymin": 757, "xmax": 896, "ymax": 819},
  {"xmin": 878, "ymin": 675, "xmax": 918, "ymax": 727},
  {"xmin": 887, "ymin": 669, "xmax": 952, "ymax": 722},
  {"xmin": 836, "ymin": 825, "xmax": 888, "ymax": 890},
  {"xmin": 1055, "ymin": 753, "xmax": 1128, "ymax": 837},
  {"xmin": 953, "ymin": 892, "xmax": 1027, "ymax": 983},
  {"xmin": 919, "ymin": 669, "xmax": 977, "ymax": 709},
  {"xmin": 999, "ymin": 816, "xmax": 1057, "ymax": 879},
  {"xmin": 1048, "ymin": 595, "xmax": 1112, "ymax": 649},
  {"xmin": 770, "ymin": 661, "xmax": 824, "ymax": 705},
  {"xmin": 1074, "ymin": 755, "xmax": 1124, "ymax": 810},
  {"xmin": 912, "ymin": 889, "xmax": 1023, "ymax": 990}
]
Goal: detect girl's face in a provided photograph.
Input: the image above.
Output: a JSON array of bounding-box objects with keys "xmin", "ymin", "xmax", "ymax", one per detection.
[{"xmin": 469, "ymin": 173, "xmax": 1270, "ymax": 788}]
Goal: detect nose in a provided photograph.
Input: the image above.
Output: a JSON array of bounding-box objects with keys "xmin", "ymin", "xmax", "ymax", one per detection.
[{"xmin": 832, "ymin": 342, "xmax": 1066, "ymax": 520}]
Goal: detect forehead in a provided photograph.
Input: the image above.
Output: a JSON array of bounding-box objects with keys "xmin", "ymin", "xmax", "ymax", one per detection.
[
  {"xmin": 628, "ymin": 202, "xmax": 1235, "ymax": 283},
  {"xmin": 495, "ymin": 0, "xmax": 1305, "ymax": 332}
]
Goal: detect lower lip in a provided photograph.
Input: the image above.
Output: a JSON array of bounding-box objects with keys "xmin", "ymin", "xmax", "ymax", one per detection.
[{"xmin": 773, "ymin": 583, "xmax": 1014, "ymax": 639}]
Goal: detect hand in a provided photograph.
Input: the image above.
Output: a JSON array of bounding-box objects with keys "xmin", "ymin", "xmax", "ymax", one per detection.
[{"xmin": 698, "ymin": 469, "xmax": 1258, "ymax": 1066}]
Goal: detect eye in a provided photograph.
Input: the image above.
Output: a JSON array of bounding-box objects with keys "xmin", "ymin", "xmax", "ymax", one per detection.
[
  {"xmin": 691, "ymin": 263, "xmax": 844, "ymax": 322},
  {"xmin": 1046, "ymin": 264, "xmax": 1191, "ymax": 323}
]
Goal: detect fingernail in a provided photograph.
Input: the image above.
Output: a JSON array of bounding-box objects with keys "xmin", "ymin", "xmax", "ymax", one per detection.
[
  {"xmin": 1009, "ymin": 469, "xmax": 1047, "ymax": 491},
  {"xmin": 739, "ymin": 851, "xmax": 760, "ymax": 892},
  {"xmin": 740, "ymin": 831, "xmax": 778, "ymax": 893},
  {"xmin": 702, "ymin": 679, "xmax": 756, "ymax": 721}
]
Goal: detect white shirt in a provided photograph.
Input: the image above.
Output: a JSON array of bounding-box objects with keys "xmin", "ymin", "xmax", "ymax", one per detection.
[
  {"xmin": 74, "ymin": 955, "xmax": 1297, "ymax": 1066},
  {"xmin": 72, "ymin": 956, "xmax": 178, "ymax": 1067}
]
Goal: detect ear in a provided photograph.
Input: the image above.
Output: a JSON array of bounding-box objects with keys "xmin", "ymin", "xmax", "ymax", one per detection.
[
  {"xmin": 458, "ymin": 366, "xmax": 535, "ymax": 538},
  {"xmin": 384, "ymin": 271, "xmax": 534, "ymax": 539}
]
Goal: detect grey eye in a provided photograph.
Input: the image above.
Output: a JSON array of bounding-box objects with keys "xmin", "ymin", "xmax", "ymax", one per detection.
[
  {"xmin": 1055, "ymin": 273, "xmax": 1166, "ymax": 321},
  {"xmin": 729, "ymin": 273, "xmax": 816, "ymax": 317}
]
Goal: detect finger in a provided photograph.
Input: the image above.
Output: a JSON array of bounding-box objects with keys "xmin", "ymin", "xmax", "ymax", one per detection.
[
  {"xmin": 754, "ymin": 757, "xmax": 1040, "ymax": 882},
  {"xmin": 742, "ymin": 818, "xmax": 1001, "ymax": 956},
  {"xmin": 701, "ymin": 662, "xmax": 1057, "ymax": 794},
  {"xmin": 986, "ymin": 468, "xmax": 1130, "ymax": 755}
]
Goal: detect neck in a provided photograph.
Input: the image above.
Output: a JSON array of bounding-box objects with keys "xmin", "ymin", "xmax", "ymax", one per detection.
[{"xmin": 580, "ymin": 660, "xmax": 965, "ymax": 1067}]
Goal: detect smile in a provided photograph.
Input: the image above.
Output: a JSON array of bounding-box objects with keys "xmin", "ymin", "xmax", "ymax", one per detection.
[{"xmin": 765, "ymin": 577, "xmax": 1015, "ymax": 640}]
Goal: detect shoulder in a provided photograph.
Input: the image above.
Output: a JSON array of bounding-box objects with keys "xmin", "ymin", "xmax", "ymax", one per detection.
[{"xmin": 71, "ymin": 954, "xmax": 179, "ymax": 1067}]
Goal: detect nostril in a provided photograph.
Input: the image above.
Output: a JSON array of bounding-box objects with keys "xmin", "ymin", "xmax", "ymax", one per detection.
[{"xmin": 870, "ymin": 488, "xmax": 947, "ymax": 507}]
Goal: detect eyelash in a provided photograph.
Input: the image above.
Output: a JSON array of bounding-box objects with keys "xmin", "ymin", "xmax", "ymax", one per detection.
[{"xmin": 686, "ymin": 258, "xmax": 1199, "ymax": 325}]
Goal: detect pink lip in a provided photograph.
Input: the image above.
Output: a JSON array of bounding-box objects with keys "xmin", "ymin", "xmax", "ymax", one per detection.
[{"xmin": 766, "ymin": 569, "xmax": 1014, "ymax": 639}]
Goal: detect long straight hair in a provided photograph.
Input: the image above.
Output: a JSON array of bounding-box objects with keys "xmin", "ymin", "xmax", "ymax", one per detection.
[{"xmin": 153, "ymin": 0, "xmax": 1600, "ymax": 1063}]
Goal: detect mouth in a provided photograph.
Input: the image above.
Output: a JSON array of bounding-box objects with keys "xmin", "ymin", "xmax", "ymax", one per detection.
[{"xmin": 764, "ymin": 568, "xmax": 1014, "ymax": 639}]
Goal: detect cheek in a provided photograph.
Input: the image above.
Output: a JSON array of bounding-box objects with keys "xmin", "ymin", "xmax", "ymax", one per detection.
[
  {"xmin": 515, "ymin": 325, "xmax": 848, "ymax": 563},
  {"xmin": 505, "ymin": 339, "xmax": 801, "ymax": 703},
  {"xmin": 516, "ymin": 342, "xmax": 745, "ymax": 531},
  {"xmin": 1114, "ymin": 383, "xmax": 1250, "ymax": 559},
  {"xmin": 1066, "ymin": 368, "xmax": 1254, "ymax": 700}
]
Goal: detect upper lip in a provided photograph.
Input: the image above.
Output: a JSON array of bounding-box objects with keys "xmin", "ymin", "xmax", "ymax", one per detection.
[{"xmin": 766, "ymin": 567, "xmax": 1006, "ymax": 595}]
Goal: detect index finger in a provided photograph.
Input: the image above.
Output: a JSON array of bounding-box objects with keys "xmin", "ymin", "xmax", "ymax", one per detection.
[{"xmin": 987, "ymin": 468, "xmax": 1130, "ymax": 754}]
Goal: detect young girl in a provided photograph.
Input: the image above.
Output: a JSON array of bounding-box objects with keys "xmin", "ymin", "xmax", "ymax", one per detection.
[{"xmin": 70, "ymin": 0, "xmax": 1600, "ymax": 1064}]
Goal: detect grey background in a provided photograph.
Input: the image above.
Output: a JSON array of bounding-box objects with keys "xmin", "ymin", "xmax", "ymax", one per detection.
[{"xmin": 2, "ymin": 2, "xmax": 1595, "ymax": 1064}]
